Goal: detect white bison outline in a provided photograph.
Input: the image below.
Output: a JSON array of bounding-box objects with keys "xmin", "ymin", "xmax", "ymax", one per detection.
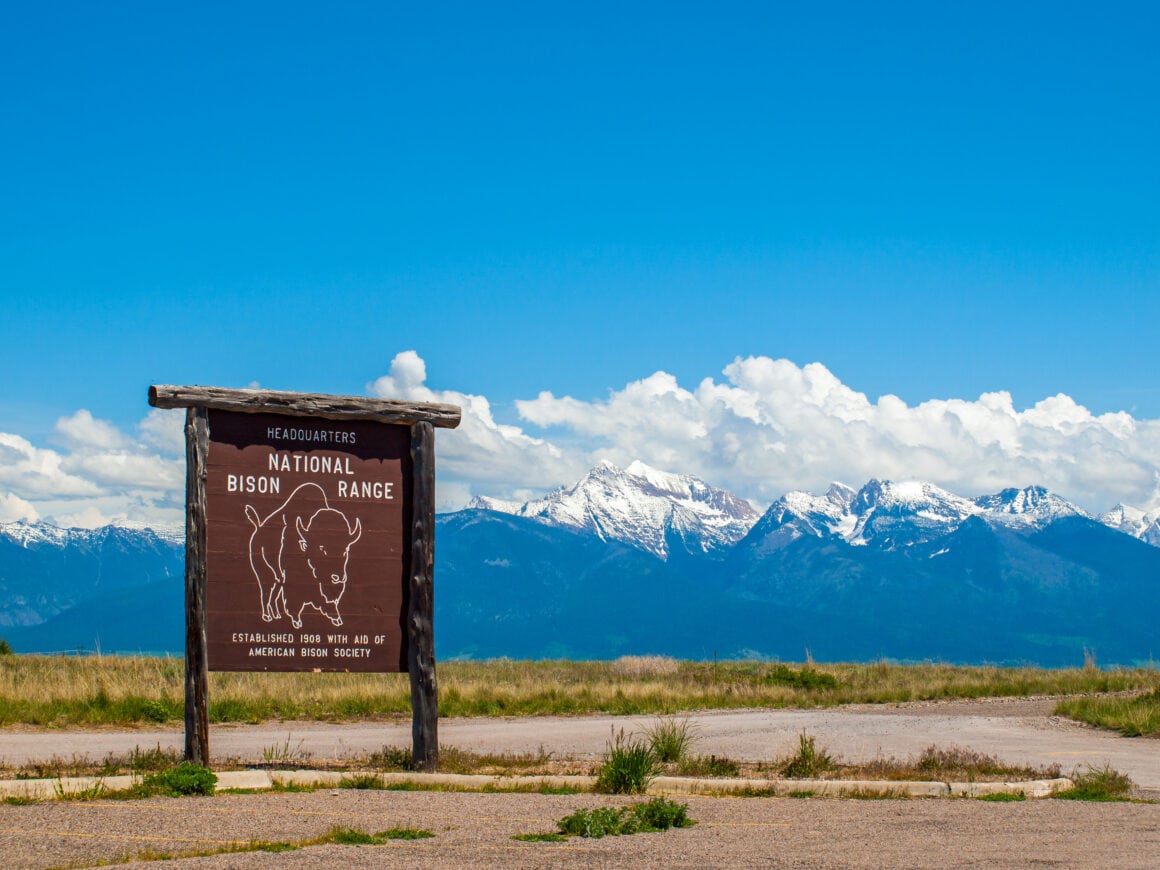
[{"xmin": 244, "ymin": 482, "xmax": 362, "ymax": 629}]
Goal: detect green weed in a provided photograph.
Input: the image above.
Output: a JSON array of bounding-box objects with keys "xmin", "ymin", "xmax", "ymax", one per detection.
[
  {"xmin": 140, "ymin": 762, "xmax": 217, "ymax": 797},
  {"xmin": 646, "ymin": 716, "xmax": 697, "ymax": 763},
  {"xmin": 320, "ymin": 825, "xmax": 433, "ymax": 845},
  {"xmin": 1054, "ymin": 764, "xmax": 1134, "ymax": 802},
  {"xmin": 779, "ymin": 732, "xmax": 834, "ymax": 778},
  {"xmin": 595, "ymin": 728, "xmax": 660, "ymax": 794},
  {"xmin": 557, "ymin": 797, "xmax": 694, "ymax": 839},
  {"xmin": 378, "ymin": 827, "xmax": 435, "ymax": 840}
]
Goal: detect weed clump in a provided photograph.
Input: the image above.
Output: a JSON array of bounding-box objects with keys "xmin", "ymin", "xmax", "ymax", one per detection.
[
  {"xmin": 915, "ymin": 745, "xmax": 1059, "ymax": 782},
  {"xmin": 646, "ymin": 716, "xmax": 697, "ymax": 763},
  {"xmin": 320, "ymin": 825, "xmax": 433, "ymax": 844},
  {"xmin": 557, "ymin": 797, "xmax": 693, "ymax": 838},
  {"xmin": 1054, "ymin": 764, "xmax": 1134, "ymax": 802},
  {"xmin": 595, "ymin": 728, "xmax": 660, "ymax": 794},
  {"xmin": 779, "ymin": 732, "xmax": 834, "ymax": 778},
  {"xmin": 141, "ymin": 763, "xmax": 217, "ymax": 797}
]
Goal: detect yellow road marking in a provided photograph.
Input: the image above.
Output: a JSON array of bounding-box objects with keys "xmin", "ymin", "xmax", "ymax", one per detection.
[
  {"xmin": 54, "ymin": 801, "xmax": 555, "ymax": 824},
  {"xmin": 0, "ymin": 828, "xmax": 243, "ymax": 846}
]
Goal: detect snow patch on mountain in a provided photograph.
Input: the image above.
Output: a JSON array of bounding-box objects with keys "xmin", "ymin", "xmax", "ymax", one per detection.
[
  {"xmin": 975, "ymin": 486, "xmax": 1088, "ymax": 528},
  {"xmin": 747, "ymin": 480, "xmax": 1102, "ymax": 552},
  {"xmin": 1101, "ymin": 503, "xmax": 1160, "ymax": 547},
  {"xmin": 0, "ymin": 520, "xmax": 183, "ymax": 548},
  {"xmin": 469, "ymin": 460, "xmax": 760, "ymax": 559}
]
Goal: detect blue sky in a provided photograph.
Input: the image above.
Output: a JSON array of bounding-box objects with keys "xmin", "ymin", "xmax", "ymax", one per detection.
[{"xmin": 1, "ymin": 2, "xmax": 1158, "ymax": 527}]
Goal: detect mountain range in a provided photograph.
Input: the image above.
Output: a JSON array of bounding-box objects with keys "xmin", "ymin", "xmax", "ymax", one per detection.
[{"xmin": 3, "ymin": 462, "xmax": 1159, "ymax": 665}]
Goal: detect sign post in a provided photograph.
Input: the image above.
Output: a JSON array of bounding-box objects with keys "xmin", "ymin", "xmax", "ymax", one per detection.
[{"xmin": 150, "ymin": 385, "xmax": 461, "ymax": 771}]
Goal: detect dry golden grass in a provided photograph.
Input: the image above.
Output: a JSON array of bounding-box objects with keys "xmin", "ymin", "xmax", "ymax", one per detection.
[{"xmin": 1, "ymin": 655, "xmax": 1157, "ymax": 727}]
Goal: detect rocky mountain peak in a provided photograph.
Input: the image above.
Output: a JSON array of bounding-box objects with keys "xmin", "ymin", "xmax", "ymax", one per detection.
[{"xmin": 469, "ymin": 460, "xmax": 759, "ymax": 559}]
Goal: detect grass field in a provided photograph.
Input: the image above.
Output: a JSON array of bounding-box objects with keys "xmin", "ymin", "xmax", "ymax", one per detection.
[{"xmin": 1, "ymin": 654, "xmax": 1158, "ymax": 733}]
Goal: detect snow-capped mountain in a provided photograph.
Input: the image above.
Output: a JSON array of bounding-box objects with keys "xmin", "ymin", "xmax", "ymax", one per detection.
[
  {"xmin": 468, "ymin": 460, "xmax": 760, "ymax": 559},
  {"xmin": 0, "ymin": 520, "xmax": 182, "ymax": 548},
  {"xmin": 975, "ymin": 486, "xmax": 1088, "ymax": 528},
  {"xmin": 0, "ymin": 521, "xmax": 183, "ymax": 630},
  {"xmin": 1100, "ymin": 503, "xmax": 1160, "ymax": 548},
  {"xmin": 746, "ymin": 479, "xmax": 1094, "ymax": 552}
]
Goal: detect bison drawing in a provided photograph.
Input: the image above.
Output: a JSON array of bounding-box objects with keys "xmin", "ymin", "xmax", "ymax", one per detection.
[{"xmin": 244, "ymin": 482, "xmax": 362, "ymax": 629}]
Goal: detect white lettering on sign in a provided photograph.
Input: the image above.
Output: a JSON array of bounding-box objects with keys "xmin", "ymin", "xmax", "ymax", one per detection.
[
  {"xmin": 233, "ymin": 632, "xmax": 294, "ymax": 644},
  {"xmin": 336, "ymin": 480, "xmax": 394, "ymax": 499},
  {"xmin": 227, "ymin": 474, "xmax": 281, "ymax": 495},
  {"xmin": 265, "ymin": 427, "xmax": 357, "ymax": 445},
  {"xmin": 267, "ymin": 453, "xmax": 354, "ymax": 475}
]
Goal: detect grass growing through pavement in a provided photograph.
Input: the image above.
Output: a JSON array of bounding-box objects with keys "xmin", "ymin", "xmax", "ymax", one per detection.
[
  {"xmin": 55, "ymin": 826, "xmax": 437, "ymax": 866},
  {"xmin": 595, "ymin": 728, "xmax": 661, "ymax": 794},
  {"xmin": 1053, "ymin": 764, "xmax": 1135, "ymax": 802},
  {"xmin": 2, "ymin": 655, "xmax": 1158, "ymax": 729},
  {"xmin": 645, "ymin": 715, "xmax": 698, "ymax": 763},
  {"xmin": 778, "ymin": 732, "xmax": 835, "ymax": 778},
  {"xmin": 553, "ymin": 797, "xmax": 694, "ymax": 839}
]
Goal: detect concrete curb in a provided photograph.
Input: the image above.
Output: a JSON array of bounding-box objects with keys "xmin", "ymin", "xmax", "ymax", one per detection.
[{"xmin": 0, "ymin": 770, "xmax": 1073, "ymax": 801}]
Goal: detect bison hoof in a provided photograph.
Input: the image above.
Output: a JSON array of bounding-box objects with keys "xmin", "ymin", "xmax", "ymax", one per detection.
[
  {"xmin": 261, "ymin": 614, "xmax": 272, "ymax": 622},
  {"xmin": 329, "ymin": 616, "xmax": 343, "ymax": 626},
  {"xmin": 290, "ymin": 618, "xmax": 302, "ymax": 629}
]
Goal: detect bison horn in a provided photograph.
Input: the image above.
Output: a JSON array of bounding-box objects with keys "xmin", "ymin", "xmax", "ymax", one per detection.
[
  {"xmin": 349, "ymin": 517, "xmax": 362, "ymax": 545},
  {"xmin": 295, "ymin": 515, "xmax": 308, "ymax": 551}
]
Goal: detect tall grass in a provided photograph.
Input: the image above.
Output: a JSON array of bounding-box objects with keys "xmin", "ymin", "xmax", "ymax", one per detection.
[
  {"xmin": 1054, "ymin": 689, "xmax": 1160, "ymax": 737},
  {"xmin": 1, "ymin": 655, "xmax": 1157, "ymax": 727}
]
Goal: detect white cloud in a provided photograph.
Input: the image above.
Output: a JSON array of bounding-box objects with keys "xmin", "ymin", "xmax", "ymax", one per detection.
[
  {"xmin": 368, "ymin": 351, "xmax": 584, "ymax": 499},
  {"xmin": 0, "ymin": 409, "xmax": 185, "ymax": 530},
  {"xmin": 6, "ymin": 354, "xmax": 1158, "ymax": 529},
  {"xmin": 138, "ymin": 408, "xmax": 186, "ymax": 454},
  {"xmin": 0, "ymin": 432, "xmax": 101, "ymax": 498},
  {"xmin": 365, "ymin": 351, "xmax": 1159, "ymax": 513},
  {"xmin": 0, "ymin": 492, "xmax": 39, "ymax": 523},
  {"xmin": 55, "ymin": 410, "xmax": 131, "ymax": 451},
  {"xmin": 513, "ymin": 355, "xmax": 1160, "ymax": 513}
]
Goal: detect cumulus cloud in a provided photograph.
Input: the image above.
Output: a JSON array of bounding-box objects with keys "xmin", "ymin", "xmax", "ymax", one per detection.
[
  {"xmin": 0, "ymin": 408, "xmax": 185, "ymax": 530},
  {"xmin": 138, "ymin": 408, "xmax": 186, "ymax": 454},
  {"xmin": 363, "ymin": 351, "xmax": 1158, "ymax": 513},
  {"xmin": 368, "ymin": 351, "xmax": 584, "ymax": 509},
  {"xmin": 7, "ymin": 353, "xmax": 1158, "ymax": 530},
  {"xmin": 515, "ymin": 356, "xmax": 1160, "ymax": 513},
  {"xmin": 0, "ymin": 492, "xmax": 39, "ymax": 523}
]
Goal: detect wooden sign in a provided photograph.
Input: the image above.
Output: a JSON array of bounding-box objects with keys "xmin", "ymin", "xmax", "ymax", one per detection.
[
  {"xmin": 205, "ymin": 410, "xmax": 410, "ymax": 672},
  {"xmin": 149, "ymin": 385, "xmax": 461, "ymax": 770}
]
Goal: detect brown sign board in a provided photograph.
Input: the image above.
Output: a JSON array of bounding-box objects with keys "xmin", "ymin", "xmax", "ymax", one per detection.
[{"xmin": 205, "ymin": 409, "xmax": 411, "ymax": 672}]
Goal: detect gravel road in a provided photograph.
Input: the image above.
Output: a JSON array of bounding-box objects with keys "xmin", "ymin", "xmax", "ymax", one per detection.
[
  {"xmin": 3, "ymin": 789, "xmax": 1159, "ymax": 869},
  {"xmin": 4, "ymin": 698, "xmax": 1159, "ymax": 868},
  {"xmin": 5, "ymin": 697, "xmax": 1158, "ymax": 788}
]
